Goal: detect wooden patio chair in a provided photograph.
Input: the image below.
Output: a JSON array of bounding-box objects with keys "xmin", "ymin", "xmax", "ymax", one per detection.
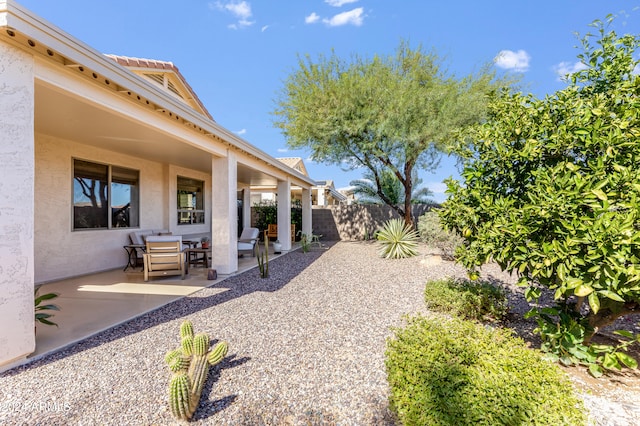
[{"xmin": 143, "ymin": 236, "xmax": 186, "ymax": 281}]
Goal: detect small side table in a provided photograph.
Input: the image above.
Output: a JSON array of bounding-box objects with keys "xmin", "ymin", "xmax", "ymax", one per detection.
[
  {"xmin": 123, "ymin": 244, "xmax": 145, "ymax": 271},
  {"xmin": 185, "ymin": 247, "xmax": 212, "ymax": 273}
]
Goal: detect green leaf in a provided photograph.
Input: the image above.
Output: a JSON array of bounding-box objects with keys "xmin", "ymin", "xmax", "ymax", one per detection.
[
  {"xmin": 615, "ymin": 352, "xmax": 638, "ymax": 369},
  {"xmin": 591, "ymin": 189, "xmax": 608, "ymax": 201},
  {"xmin": 574, "ymin": 284, "xmax": 593, "ymax": 297},
  {"xmin": 589, "ymin": 364, "xmax": 604, "ymax": 378},
  {"xmin": 598, "ymin": 290, "xmax": 625, "ymax": 302},
  {"xmin": 602, "ymin": 353, "xmax": 621, "ymax": 370},
  {"xmin": 613, "ymin": 330, "xmax": 634, "ymax": 339},
  {"xmin": 588, "ymin": 292, "xmax": 600, "ymax": 314}
]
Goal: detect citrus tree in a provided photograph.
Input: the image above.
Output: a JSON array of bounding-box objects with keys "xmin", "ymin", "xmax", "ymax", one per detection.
[{"xmin": 440, "ymin": 18, "xmax": 640, "ymax": 376}]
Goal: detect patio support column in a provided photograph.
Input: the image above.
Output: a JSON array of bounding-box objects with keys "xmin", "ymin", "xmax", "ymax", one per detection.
[
  {"xmin": 0, "ymin": 43, "xmax": 35, "ymax": 371},
  {"xmin": 211, "ymin": 151, "xmax": 238, "ymax": 274},
  {"xmin": 242, "ymin": 186, "xmax": 252, "ymax": 230},
  {"xmin": 301, "ymin": 187, "xmax": 312, "ymax": 236},
  {"xmin": 277, "ymin": 178, "xmax": 292, "ymax": 251}
]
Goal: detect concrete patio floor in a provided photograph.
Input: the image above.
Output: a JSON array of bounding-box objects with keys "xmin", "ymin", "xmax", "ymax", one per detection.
[{"xmin": 32, "ymin": 244, "xmax": 290, "ymax": 363}]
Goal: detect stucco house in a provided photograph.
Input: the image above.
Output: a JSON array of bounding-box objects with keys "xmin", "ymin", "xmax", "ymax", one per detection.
[{"xmin": 0, "ymin": 1, "xmax": 314, "ymax": 369}]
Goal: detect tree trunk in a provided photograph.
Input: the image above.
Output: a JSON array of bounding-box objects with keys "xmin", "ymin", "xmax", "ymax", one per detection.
[
  {"xmin": 584, "ymin": 302, "xmax": 640, "ymax": 344},
  {"xmin": 403, "ymin": 163, "xmax": 414, "ymax": 228}
]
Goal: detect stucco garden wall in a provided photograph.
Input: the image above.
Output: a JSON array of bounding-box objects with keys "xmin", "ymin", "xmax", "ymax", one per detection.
[
  {"xmin": 0, "ymin": 42, "xmax": 35, "ymax": 367},
  {"xmin": 311, "ymin": 204, "xmax": 436, "ymax": 240}
]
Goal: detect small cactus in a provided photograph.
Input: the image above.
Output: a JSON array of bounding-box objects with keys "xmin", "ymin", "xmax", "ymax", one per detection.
[{"xmin": 166, "ymin": 320, "xmax": 228, "ymax": 421}]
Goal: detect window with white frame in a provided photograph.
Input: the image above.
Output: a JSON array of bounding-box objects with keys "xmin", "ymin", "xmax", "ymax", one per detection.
[{"xmin": 177, "ymin": 176, "xmax": 205, "ymax": 225}]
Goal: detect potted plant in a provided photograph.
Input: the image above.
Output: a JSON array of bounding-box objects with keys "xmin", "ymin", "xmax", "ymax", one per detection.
[
  {"xmin": 200, "ymin": 236, "xmax": 210, "ymax": 249},
  {"xmin": 273, "ymin": 239, "xmax": 282, "ymax": 254},
  {"xmin": 35, "ymin": 288, "xmax": 60, "ymax": 328}
]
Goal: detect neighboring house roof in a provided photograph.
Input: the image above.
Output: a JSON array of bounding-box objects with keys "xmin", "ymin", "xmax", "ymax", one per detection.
[
  {"xmin": 313, "ymin": 179, "xmax": 348, "ymax": 203},
  {"xmin": 277, "ymin": 157, "xmax": 309, "ymax": 177},
  {"xmin": 105, "ymin": 54, "xmax": 213, "ymax": 121}
]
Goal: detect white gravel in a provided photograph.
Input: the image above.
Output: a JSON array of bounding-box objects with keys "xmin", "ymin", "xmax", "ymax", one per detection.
[{"xmin": 0, "ymin": 241, "xmax": 637, "ymax": 425}]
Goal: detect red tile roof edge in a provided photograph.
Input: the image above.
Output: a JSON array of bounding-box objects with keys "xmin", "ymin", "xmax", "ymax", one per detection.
[{"xmin": 104, "ymin": 54, "xmax": 214, "ymax": 121}]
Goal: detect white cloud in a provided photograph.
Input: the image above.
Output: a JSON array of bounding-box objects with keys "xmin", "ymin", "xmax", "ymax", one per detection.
[
  {"xmin": 235, "ymin": 128, "xmax": 247, "ymax": 135},
  {"xmin": 553, "ymin": 61, "xmax": 589, "ymax": 81},
  {"xmin": 426, "ymin": 182, "xmax": 448, "ymax": 196},
  {"xmin": 211, "ymin": 1, "xmax": 255, "ymax": 29},
  {"xmin": 325, "ymin": 0, "xmax": 359, "ymax": 6},
  {"xmin": 305, "ymin": 12, "xmax": 321, "ymax": 24},
  {"xmin": 277, "ymin": 147, "xmax": 289, "ymax": 153},
  {"xmin": 323, "ymin": 7, "xmax": 364, "ymax": 27},
  {"xmin": 494, "ymin": 49, "xmax": 531, "ymax": 72},
  {"xmin": 261, "ymin": 25, "xmax": 269, "ymax": 32}
]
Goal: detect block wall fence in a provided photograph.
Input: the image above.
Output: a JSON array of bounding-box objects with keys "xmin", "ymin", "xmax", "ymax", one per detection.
[{"xmin": 251, "ymin": 204, "xmax": 436, "ymax": 241}]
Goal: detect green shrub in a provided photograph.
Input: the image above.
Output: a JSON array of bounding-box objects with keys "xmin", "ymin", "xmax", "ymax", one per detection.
[
  {"xmin": 423, "ymin": 278, "xmax": 508, "ymax": 322},
  {"xmin": 417, "ymin": 210, "xmax": 464, "ymax": 259},
  {"xmin": 385, "ymin": 316, "xmax": 587, "ymax": 426},
  {"xmin": 377, "ymin": 218, "xmax": 419, "ymax": 259}
]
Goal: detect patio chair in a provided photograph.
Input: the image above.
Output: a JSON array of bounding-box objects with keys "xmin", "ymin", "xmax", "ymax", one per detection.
[
  {"xmin": 238, "ymin": 227, "xmax": 259, "ymax": 257},
  {"xmin": 143, "ymin": 235, "xmax": 186, "ymax": 281},
  {"xmin": 265, "ymin": 224, "xmax": 296, "ymax": 242}
]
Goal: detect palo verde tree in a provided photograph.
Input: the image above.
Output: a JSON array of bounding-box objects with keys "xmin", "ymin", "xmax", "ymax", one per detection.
[
  {"xmin": 273, "ymin": 41, "xmax": 510, "ymax": 227},
  {"xmin": 440, "ymin": 18, "xmax": 640, "ymax": 376}
]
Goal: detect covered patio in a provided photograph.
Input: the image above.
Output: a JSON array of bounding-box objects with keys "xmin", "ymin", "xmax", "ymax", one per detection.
[
  {"xmin": 0, "ymin": 1, "xmax": 315, "ymax": 371},
  {"xmin": 33, "ymin": 243, "xmax": 292, "ymax": 362}
]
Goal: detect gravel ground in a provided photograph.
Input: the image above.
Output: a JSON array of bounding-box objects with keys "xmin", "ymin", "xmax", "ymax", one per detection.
[{"xmin": 1, "ymin": 241, "xmax": 639, "ymax": 425}]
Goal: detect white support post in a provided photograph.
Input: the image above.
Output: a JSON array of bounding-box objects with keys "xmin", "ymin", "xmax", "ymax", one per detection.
[
  {"xmin": 242, "ymin": 186, "xmax": 252, "ymax": 230},
  {"xmin": 211, "ymin": 151, "xmax": 238, "ymax": 274},
  {"xmin": 277, "ymin": 179, "xmax": 292, "ymax": 251},
  {"xmin": 302, "ymin": 187, "xmax": 312, "ymax": 236}
]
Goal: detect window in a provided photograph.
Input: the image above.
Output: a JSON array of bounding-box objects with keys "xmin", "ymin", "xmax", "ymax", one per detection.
[
  {"xmin": 73, "ymin": 159, "xmax": 139, "ymax": 230},
  {"xmin": 177, "ymin": 176, "xmax": 205, "ymax": 225}
]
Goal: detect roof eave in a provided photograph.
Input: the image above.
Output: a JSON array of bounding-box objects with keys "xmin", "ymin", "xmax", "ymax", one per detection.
[{"xmin": 0, "ymin": 0, "xmax": 315, "ymax": 188}]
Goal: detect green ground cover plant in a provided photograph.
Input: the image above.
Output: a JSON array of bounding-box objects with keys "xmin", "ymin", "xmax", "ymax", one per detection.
[
  {"xmin": 386, "ymin": 316, "xmax": 587, "ymax": 425},
  {"xmin": 423, "ymin": 278, "xmax": 508, "ymax": 322}
]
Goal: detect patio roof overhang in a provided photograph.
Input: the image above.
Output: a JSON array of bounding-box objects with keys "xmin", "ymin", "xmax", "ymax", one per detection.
[{"xmin": 0, "ymin": 0, "xmax": 315, "ymax": 190}]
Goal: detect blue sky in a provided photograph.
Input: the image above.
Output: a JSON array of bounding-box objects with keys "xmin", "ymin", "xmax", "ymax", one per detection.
[{"xmin": 17, "ymin": 0, "xmax": 640, "ymax": 202}]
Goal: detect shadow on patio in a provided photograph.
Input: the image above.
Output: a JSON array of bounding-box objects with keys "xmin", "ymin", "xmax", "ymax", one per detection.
[{"xmin": 27, "ymin": 242, "xmax": 330, "ymax": 369}]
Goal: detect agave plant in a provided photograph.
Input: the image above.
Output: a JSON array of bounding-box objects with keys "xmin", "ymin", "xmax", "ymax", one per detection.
[
  {"xmin": 377, "ymin": 218, "xmax": 419, "ymax": 259},
  {"xmin": 35, "ymin": 288, "xmax": 60, "ymax": 327}
]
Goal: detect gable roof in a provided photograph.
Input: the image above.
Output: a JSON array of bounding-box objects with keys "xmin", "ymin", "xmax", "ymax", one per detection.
[
  {"xmin": 276, "ymin": 157, "xmax": 309, "ymax": 177},
  {"xmin": 105, "ymin": 54, "xmax": 213, "ymax": 120}
]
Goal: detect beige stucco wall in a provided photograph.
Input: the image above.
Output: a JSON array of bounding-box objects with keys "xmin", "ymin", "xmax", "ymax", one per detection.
[
  {"xmin": 34, "ymin": 134, "xmax": 212, "ymax": 283},
  {"xmin": 0, "ymin": 42, "xmax": 35, "ymax": 367}
]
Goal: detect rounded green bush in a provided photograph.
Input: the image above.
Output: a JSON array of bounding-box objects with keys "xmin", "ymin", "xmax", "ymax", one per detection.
[
  {"xmin": 423, "ymin": 278, "xmax": 508, "ymax": 322},
  {"xmin": 385, "ymin": 316, "xmax": 587, "ymax": 425}
]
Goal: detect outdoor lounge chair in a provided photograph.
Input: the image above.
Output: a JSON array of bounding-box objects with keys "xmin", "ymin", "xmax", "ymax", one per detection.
[
  {"xmin": 266, "ymin": 223, "xmax": 296, "ymax": 242},
  {"xmin": 143, "ymin": 235, "xmax": 186, "ymax": 281},
  {"xmin": 238, "ymin": 227, "xmax": 259, "ymax": 256}
]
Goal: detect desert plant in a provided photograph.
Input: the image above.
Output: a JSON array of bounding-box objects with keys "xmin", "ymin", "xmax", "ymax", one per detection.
[
  {"xmin": 166, "ymin": 320, "xmax": 228, "ymax": 421},
  {"xmin": 385, "ymin": 315, "xmax": 587, "ymax": 425},
  {"xmin": 423, "ymin": 278, "xmax": 508, "ymax": 322},
  {"xmin": 297, "ymin": 231, "xmax": 322, "ymax": 253},
  {"xmin": 35, "ymin": 288, "xmax": 60, "ymax": 327},
  {"xmin": 256, "ymin": 231, "xmax": 269, "ymax": 278},
  {"xmin": 376, "ymin": 218, "xmax": 419, "ymax": 259},
  {"xmin": 417, "ymin": 210, "xmax": 464, "ymax": 259}
]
